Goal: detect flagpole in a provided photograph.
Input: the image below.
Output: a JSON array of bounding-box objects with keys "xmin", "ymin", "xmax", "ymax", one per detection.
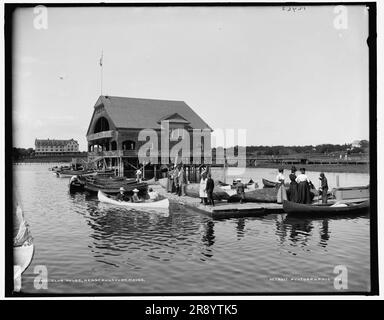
[{"xmin": 100, "ymin": 50, "xmax": 103, "ymax": 95}]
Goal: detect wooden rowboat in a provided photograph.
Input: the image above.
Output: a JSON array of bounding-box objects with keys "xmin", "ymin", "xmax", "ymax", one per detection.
[
  {"xmin": 262, "ymin": 178, "xmax": 290, "ymax": 188},
  {"xmin": 69, "ymin": 181, "xmax": 85, "ymax": 193},
  {"xmin": 228, "ymin": 188, "xmax": 278, "ymax": 203},
  {"xmin": 13, "ymin": 204, "xmax": 34, "ymax": 291},
  {"xmin": 262, "ymin": 178, "xmax": 277, "ymax": 188},
  {"xmin": 98, "ymin": 190, "xmax": 169, "ymax": 209},
  {"xmin": 185, "ymin": 184, "xmax": 230, "ymax": 200},
  {"xmin": 282, "ymin": 200, "xmax": 369, "ymax": 215}
]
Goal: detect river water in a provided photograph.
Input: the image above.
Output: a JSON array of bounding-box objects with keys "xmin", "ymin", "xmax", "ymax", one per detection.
[{"xmin": 13, "ymin": 164, "xmax": 371, "ymax": 294}]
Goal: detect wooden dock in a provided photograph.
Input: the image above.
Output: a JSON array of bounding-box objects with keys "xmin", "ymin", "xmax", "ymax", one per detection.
[{"xmin": 150, "ymin": 184, "xmax": 284, "ymax": 219}]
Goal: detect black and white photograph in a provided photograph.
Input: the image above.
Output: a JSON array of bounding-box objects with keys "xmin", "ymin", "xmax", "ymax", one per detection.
[{"xmin": 4, "ymin": 2, "xmax": 379, "ymax": 297}]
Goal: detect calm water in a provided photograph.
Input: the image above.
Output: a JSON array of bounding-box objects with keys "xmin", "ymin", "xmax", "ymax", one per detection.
[{"xmin": 14, "ymin": 164, "xmax": 370, "ymax": 294}]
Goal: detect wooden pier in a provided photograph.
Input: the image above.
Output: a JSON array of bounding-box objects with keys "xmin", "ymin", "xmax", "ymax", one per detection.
[{"xmin": 150, "ymin": 184, "xmax": 284, "ymax": 219}]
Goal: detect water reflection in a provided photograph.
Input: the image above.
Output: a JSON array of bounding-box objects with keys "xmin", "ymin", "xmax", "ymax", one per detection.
[{"xmin": 236, "ymin": 218, "xmax": 245, "ymax": 239}]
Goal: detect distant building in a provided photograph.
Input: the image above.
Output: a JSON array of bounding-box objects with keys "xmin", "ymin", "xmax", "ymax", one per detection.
[{"xmin": 35, "ymin": 138, "xmax": 79, "ymax": 155}]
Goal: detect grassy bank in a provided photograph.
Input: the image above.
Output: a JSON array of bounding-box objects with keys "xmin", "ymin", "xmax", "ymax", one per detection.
[{"xmin": 253, "ymin": 163, "xmax": 369, "ymax": 174}]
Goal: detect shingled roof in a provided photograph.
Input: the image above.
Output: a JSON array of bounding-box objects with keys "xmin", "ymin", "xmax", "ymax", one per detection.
[
  {"xmin": 35, "ymin": 139, "xmax": 78, "ymax": 147},
  {"xmin": 88, "ymin": 96, "xmax": 212, "ymax": 134}
]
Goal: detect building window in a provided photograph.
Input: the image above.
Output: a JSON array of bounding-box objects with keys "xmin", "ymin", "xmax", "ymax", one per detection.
[
  {"xmin": 94, "ymin": 117, "xmax": 109, "ymax": 133},
  {"xmin": 122, "ymin": 140, "xmax": 135, "ymax": 151}
]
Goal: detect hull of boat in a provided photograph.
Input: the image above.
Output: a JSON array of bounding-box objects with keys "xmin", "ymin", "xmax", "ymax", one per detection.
[
  {"xmin": 98, "ymin": 190, "xmax": 169, "ymax": 209},
  {"xmin": 282, "ymin": 200, "xmax": 369, "ymax": 215},
  {"xmin": 85, "ymin": 181, "xmax": 148, "ymax": 194},
  {"xmin": 185, "ymin": 184, "xmax": 230, "ymax": 200},
  {"xmin": 228, "ymin": 188, "xmax": 279, "ymax": 203},
  {"xmin": 262, "ymin": 178, "xmax": 277, "ymax": 188},
  {"xmin": 14, "ymin": 243, "xmax": 34, "ymax": 280},
  {"xmin": 69, "ymin": 182, "xmax": 85, "ymax": 193}
]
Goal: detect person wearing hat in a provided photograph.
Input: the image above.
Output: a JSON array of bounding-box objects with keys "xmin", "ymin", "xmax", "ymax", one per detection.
[
  {"xmin": 288, "ymin": 166, "xmax": 299, "ymax": 202},
  {"xmin": 131, "ymin": 188, "xmax": 141, "ymax": 203},
  {"xmin": 318, "ymin": 172, "xmax": 328, "ymax": 204},
  {"xmin": 116, "ymin": 187, "xmax": 130, "ymax": 202},
  {"xmin": 148, "ymin": 187, "xmax": 159, "ymax": 201}
]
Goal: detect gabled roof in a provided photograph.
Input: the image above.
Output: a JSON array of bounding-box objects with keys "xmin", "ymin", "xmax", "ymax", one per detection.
[
  {"xmin": 157, "ymin": 112, "xmax": 191, "ymax": 124},
  {"xmin": 90, "ymin": 95, "xmax": 212, "ymax": 131},
  {"xmin": 35, "ymin": 139, "xmax": 78, "ymax": 147}
]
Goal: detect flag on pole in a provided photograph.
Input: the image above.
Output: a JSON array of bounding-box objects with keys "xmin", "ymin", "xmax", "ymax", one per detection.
[{"xmin": 99, "ymin": 50, "xmax": 103, "ymax": 67}]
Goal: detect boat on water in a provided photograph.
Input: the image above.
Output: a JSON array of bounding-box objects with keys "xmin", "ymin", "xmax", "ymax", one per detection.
[
  {"xmin": 262, "ymin": 178, "xmax": 277, "ymax": 188},
  {"xmin": 262, "ymin": 178, "xmax": 290, "ymax": 188},
  {"xmin": 282, "ymin": 200, "xmax": 369, "ymax": 215},
  {"xmin": 83, "ymin": 176, "xmax": 148, "ymax": 194},
  {"xmin": 185, "ymin": 183, "xmax": 230, "ymax": 200},
  {"xmin": 69, "ymin": 180, "xmax": 85, "ymax": 193},
  {"xmin": 13, "ymin": 203, "xmax": 34, "ymax": 291},
  {"xmin": 228, "ymin": 187, "xmax": 316, "ymax": 203},
  {"xmin": 98, "ymin": 190, "xmax": 169, "ymax": 209}
]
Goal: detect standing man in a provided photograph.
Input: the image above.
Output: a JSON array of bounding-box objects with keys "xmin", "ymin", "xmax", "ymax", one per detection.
[
  {"xmin": 236, "ymin": 179, "xmax": 246, "ymax": 204},
  {"xmin": 178, "ymin": 165, "xmax": 186, "ymax": 196},
  {"xmin": 319, "ymin": 172, "xmax": 328, "ymax": 204},
  {"xmin": 136, "ymin": 168, "xmax": 142, "ymax": 182},
  {"xmin": 206, "ymin": 173, "xmax": 215, "ymax": 206}
]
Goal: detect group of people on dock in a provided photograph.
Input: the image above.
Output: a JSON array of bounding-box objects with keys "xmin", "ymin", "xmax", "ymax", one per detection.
[
  {"xmin": 166, "ymin": 164, "xmax": 187, "ymax": 196},
  {"xmin": 276, "ymin": 166, "xmax": 328, "ymax": 204}
]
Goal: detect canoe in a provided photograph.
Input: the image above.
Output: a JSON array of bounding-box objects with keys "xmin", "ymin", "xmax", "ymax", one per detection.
[
  {"xmin": 58, "ymin": 169, "xmax": 115, "ymax": 178},
  {"xmin": 228, "ymin": 188, "xmax": 278, "ymax": 203},
  {"xmin": 262, "ymin": 178, "xmax": 277, "ymax": 188},
  {"xmin": 185, "ymin": 183, "xmax": 230, "ymax": 200},
  {"xmin": 84, "ymin": 181, "xmax": 148, "ymax": 194},
  {"xmin": 13, "ymin": 204, "xmax": 34, "ymax": 289},
  {"xmin": 58, "ymin": 170, "xmax": 97, "ymax": 178},
  {"xmin": 98, "ymin": 190, "xmax": 169, "ymax": 209},
  {"xmin": 262, "ymin": 178, "xmax": 290, "ymax": 188},
  {"xmin": 69, "ymin": 181, "xmax": 85, "ymax": 193},
  {"xmin": 282, "ymin": 200, "xmax": 369, "ymax": 215}
]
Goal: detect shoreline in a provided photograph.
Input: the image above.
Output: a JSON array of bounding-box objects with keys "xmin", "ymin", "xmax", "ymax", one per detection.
[{"xmin": 253, "ymin": 163, "xmax": 369, "ymax": 174}]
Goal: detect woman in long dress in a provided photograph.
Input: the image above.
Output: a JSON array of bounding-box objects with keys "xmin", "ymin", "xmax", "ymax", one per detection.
[
  {"xmin": 295, "ymin": 167, "xmax": 312, "ymax": 204},
  {"xmin": 288, "ymin": 166, "xmax": 299, "ymax": 202},
  {"xmin": 276, "ymin": 168, "xmax": 287, "ymax": 204},
  {"xmin": 199, "ymin": 173, "xmax": 208, "ymax": 204}
]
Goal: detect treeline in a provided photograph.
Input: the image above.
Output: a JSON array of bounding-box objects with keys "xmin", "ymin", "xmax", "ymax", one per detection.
[
  {"xmin": 12, "ymin": 147, "xmax": 35, "ymax": 161},
  {"xmin": 214, "ymin": 141, "xmax": 369, "ymax": 157}
]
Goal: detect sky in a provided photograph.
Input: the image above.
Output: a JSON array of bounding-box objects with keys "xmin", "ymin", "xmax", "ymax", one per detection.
[{"xmin": 12, "ymin": 5, "xmax": 370, "ymax": 151}]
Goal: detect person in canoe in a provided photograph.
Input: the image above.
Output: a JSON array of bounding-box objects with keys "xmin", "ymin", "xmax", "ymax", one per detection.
[
  {"xmin": 148, "ymin": 187, "xmax": 160, "ymax": 201},
  {"xmin": 318, "ymin": 172, "xmax": 329, "ymax": 204},
  {"xmin": 131, "ymin": 188, "xmax": 142, "ymax": 203},
  {"xmin": 288, "ymin": 166, "xmax": 299, "ymax": 202},
  {"xmin": 205, "ymin": 173, "xmax": 215, "ymax": 206},
  {"xmin": 295, "ymin": 167, "xmax": 312, "ymax": 204},
  {"xmin": 276, "ymin": 168, "xmax": 287, "ymax": 204},
  {"xmin": 116, "ymin": 187, "xmax": 130, "ymax": 202}
]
